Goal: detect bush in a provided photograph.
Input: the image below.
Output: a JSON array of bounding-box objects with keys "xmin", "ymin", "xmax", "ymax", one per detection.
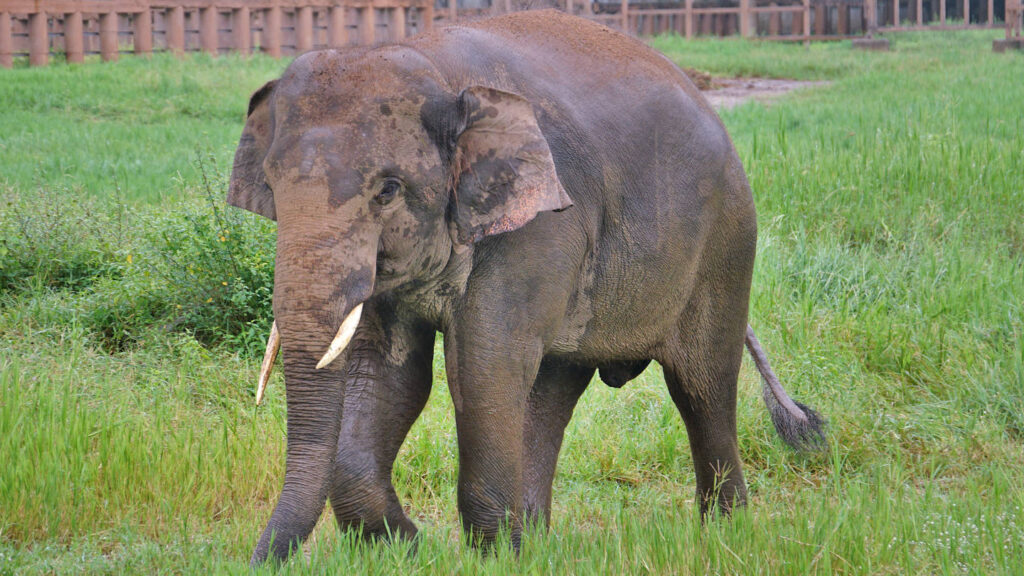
[
  {"xmin": 0, "ymin": 186, "xmax": 128, "ymax": 295},
  {"xmin": 84, "ymin": 158, "xmax": 277, "ymax": 356}
]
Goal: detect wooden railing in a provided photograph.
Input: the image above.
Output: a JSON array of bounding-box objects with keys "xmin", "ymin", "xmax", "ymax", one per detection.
[
  {"xmin": 0, "ymin": 0, "xmax": 1013, "ymax": 67},
  {"xmin": 582, "ymin": 0, "xmax": 1006, "ymax": 41},
  {"xmin": 0, "ymin": 0, "xmax": 433, "ymax": 67}
]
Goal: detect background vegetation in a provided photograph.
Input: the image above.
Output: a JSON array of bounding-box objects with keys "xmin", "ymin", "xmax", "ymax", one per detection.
[{"xmin": 1, "ymin": 30, "xmax": 1022, "ymax": 574}]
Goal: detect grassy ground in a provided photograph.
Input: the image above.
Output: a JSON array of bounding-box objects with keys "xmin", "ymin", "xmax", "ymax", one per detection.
[{"xmin": 2, "ymin": 30, "xmax": 1023, "ymax": 574}]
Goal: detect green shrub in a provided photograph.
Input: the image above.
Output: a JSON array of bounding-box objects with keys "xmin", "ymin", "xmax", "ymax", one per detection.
[
  {"xmin": 82, "ymin": 158, "xmax": 277, "ymax": 356},
  {"xmin": 0, "ymin": 187, "xmax": 128, "ymax": 295}
]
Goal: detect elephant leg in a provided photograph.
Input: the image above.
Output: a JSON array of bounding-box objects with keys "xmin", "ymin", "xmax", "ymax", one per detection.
[
  {"xmin": 522, "ymin": 359, "xmax": 593, "ymax": 528},
  {"xmin": 658, "ymin": 283, "xmax": 751, "ymax": 518},
  {"xmin": 445, "ymin": 330, "xmax": 544, "ymax": 551},
  {"xmin": 329, "ymin": 303, "xmax": 435, "ymax": 541}
]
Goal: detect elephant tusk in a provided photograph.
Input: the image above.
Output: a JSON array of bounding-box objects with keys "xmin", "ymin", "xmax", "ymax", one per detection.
[
  {"xmin": 315, "ymin": 303, "xmax": 364, "ymax": 370},
  {"xmin": 256, "ymin": 321, "xmax": 280, "ymax": 405}
]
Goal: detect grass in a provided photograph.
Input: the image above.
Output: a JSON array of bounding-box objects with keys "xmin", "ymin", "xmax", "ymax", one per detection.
[{"xmin": 2, "ymin": 29, "xmax": 1023, "ymax": 574}]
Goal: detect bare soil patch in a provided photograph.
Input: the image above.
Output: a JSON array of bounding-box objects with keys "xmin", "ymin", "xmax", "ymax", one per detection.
[{"xmin": 684, "ymin": 70, "xmax": 829, "ymax": 110}]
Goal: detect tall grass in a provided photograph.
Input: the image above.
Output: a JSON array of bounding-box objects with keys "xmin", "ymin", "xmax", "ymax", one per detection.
[{"xmin": 1, "ymin": 29, "xmax": 1023, "ymax": 574}]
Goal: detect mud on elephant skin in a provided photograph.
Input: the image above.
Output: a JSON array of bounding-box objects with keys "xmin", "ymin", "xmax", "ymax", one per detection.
[{"xmin": 227, "ymin": 9, "xmax": 825, "ymax": 566}]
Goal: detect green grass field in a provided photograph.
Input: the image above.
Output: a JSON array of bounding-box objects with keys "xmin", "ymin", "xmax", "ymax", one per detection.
[{"xmin": 2, "ymin": 30, "xmax": 1023, "ymax": 574}]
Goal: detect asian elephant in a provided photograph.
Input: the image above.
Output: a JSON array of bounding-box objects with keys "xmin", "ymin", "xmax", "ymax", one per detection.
[{"xmin": 228, "ymin": 9, "xmax": 825, "ymax": 566}]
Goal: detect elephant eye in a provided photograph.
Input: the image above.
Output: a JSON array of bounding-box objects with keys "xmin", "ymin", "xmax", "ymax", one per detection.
[{"xmin": 375, "ymin": 178, "xmax": 402, "ymax": 205}]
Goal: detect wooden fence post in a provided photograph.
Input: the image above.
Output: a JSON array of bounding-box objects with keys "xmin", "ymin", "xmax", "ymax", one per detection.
[
  {"xmin": 621, "ymin": 0, "xmax": 629, "ymax": 33},
  {"xmin": 448, "ymin": 0, "xmax": 456, "ymax": 22},
  {"xmin": 803, "ymin": 0, "xmax": 811, "ymax": 42},
  {"xmin": 297, "ymin": 6, "xmax": 313, "ymax": 52},
  {"xmin": 234, "ymin": 7, "xmax": 251, "ymax": 55},
  {"xmin": 168, "ymin": 6, "xmax": 185, "ymax": 54},
  {"xmin": 361, "ymin": 7, "xmax": 376, "ymax": 44},
  {"xmin": 422, "ymin": 3, "xmax": 434, "ymax": 32},
  {"xmin": 392, "ymin": 7, "xmax": 407, "ymax": 40},
  {"xmin": 685, "ymin": 0, "xmax": 694, "ymax": 37},
  {"xmin": 65, "ymin": 12, "xmax": 84, "ymax": 63},
  {"xmin": 941, "ymin": 0, "xmax": 946, "ymax": 24},
  {"xmin": 100, "ymin": 12, "xmax": 119, "ymax": 62},
  {"xmin": 917, "ymin": 0, "xmax": 923, "ymax": 25},
  {"xmin": 29, "ymin": 11, "xmax": 48, "ymax": 66},
  {"xmin": 200, "ymin": 7, "xmax": 218, "ymax": 54},
  {"xmin": 988, "ymin": 0, "xmax": 994, "ymax": 26},
  {"xmin": 265, "ymin": 6, "xmax": 282, "ymax": 57},
  {"xmin": 0, "ymin": 12, "xmax": 11, "ymax": 68},
  {"xmin": 962, "ymin": 0, "xmax": 968, "ymax": 26},
  {"xmin": 894, "ymin": 0, "xmax": 900, "ymax": 26},
  {"xmin": 135, "ymin": 10, "xmax": 153, "ymax": 56},
  {"xmin": 328, "ymin": 6, "xmax": 348, "ymax": 46},
  {"xmin": 769, "ymin": 3, "xmax": 781, "ymax": 35},
  {"xmin": 740, "ymin": 0, "xmax": 752, "ymax": 36}
]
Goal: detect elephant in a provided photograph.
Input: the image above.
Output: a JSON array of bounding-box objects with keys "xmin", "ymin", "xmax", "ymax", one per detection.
[{"xmin": 227, "ymin": 9, "xmax": 825, "ymax": 566}]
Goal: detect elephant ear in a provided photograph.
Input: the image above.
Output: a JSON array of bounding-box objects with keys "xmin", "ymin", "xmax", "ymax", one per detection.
[
  {"xmin": 228, "ymin": 80, "xmax": 278, "ymax": 221},
  {"xmin": 447, "ymin": 86, "xmax": 572, "ymax": 245}
]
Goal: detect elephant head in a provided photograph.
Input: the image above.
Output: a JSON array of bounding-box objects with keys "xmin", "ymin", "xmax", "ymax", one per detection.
[{"xmin": 228, "ymin": 48, "xmax": 571, "ymax": 564}]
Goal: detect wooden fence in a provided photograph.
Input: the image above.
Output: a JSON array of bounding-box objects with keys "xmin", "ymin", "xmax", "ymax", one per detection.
[
  {"xmin": 0, "ymin": 0, "xmax": 433, "ymax": 67},
  {"xmin": 585, "ymin": 0, "xmax": 1007, "ymax": 41},
  {"xmin": 0, "ymin": 0, "xmax": 1014, "ymax": 68}
]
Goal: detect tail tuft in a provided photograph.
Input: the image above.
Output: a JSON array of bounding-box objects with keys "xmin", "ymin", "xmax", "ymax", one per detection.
[
  {"xmin": 763, "ymin": 392, "xmax": 828, "ymax": 453},
  {"xmin": 745, "ymin": 325, "xmax": 828, "ymax": 453}
]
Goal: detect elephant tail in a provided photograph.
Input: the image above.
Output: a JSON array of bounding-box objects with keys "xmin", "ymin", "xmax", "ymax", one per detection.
[{"xmin": 745, "ymin": 325, "xmax": 827, "ymax": 452}]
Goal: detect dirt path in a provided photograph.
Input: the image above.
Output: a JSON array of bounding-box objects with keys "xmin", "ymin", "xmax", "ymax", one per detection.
[{"xmin": 700, "ymin": 78, "xmax": 830, "ymax": 110}]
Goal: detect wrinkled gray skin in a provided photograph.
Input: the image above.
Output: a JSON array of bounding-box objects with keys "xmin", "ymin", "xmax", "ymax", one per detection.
[{"xmin": 228, "ymin": 10, "xmax": 824, "ymax": 566}]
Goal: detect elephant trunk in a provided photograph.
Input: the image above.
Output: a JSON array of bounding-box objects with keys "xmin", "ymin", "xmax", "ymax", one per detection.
[{"xmin": 250, "ymin": 229, "xmax": 377, "ymax": 565}]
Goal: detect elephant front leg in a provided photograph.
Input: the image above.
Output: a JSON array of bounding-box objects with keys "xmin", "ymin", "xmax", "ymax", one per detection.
[
  {"xmin": 329, "ymin": 303, "xmax": 435, "ymax": 541},
  {"xmin": 522, "ymin": 359, "xmax": 593, "ymax": 528},
  {"xmin": 445, "ymin": 332, "xmax": 544, "ymax": 551}
]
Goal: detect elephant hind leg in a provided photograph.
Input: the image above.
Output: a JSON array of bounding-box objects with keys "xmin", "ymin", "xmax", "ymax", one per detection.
[
  {"xmin": 656, "ymin": 275, "xmax": 752, "ymax": 517},
  {"xmin": 329, "ymin": 307, "xmax": 435, "ymax": 541},
  {"xmin": 522, "ymin": 359, "xmax": 594, "ymax": 528}
]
